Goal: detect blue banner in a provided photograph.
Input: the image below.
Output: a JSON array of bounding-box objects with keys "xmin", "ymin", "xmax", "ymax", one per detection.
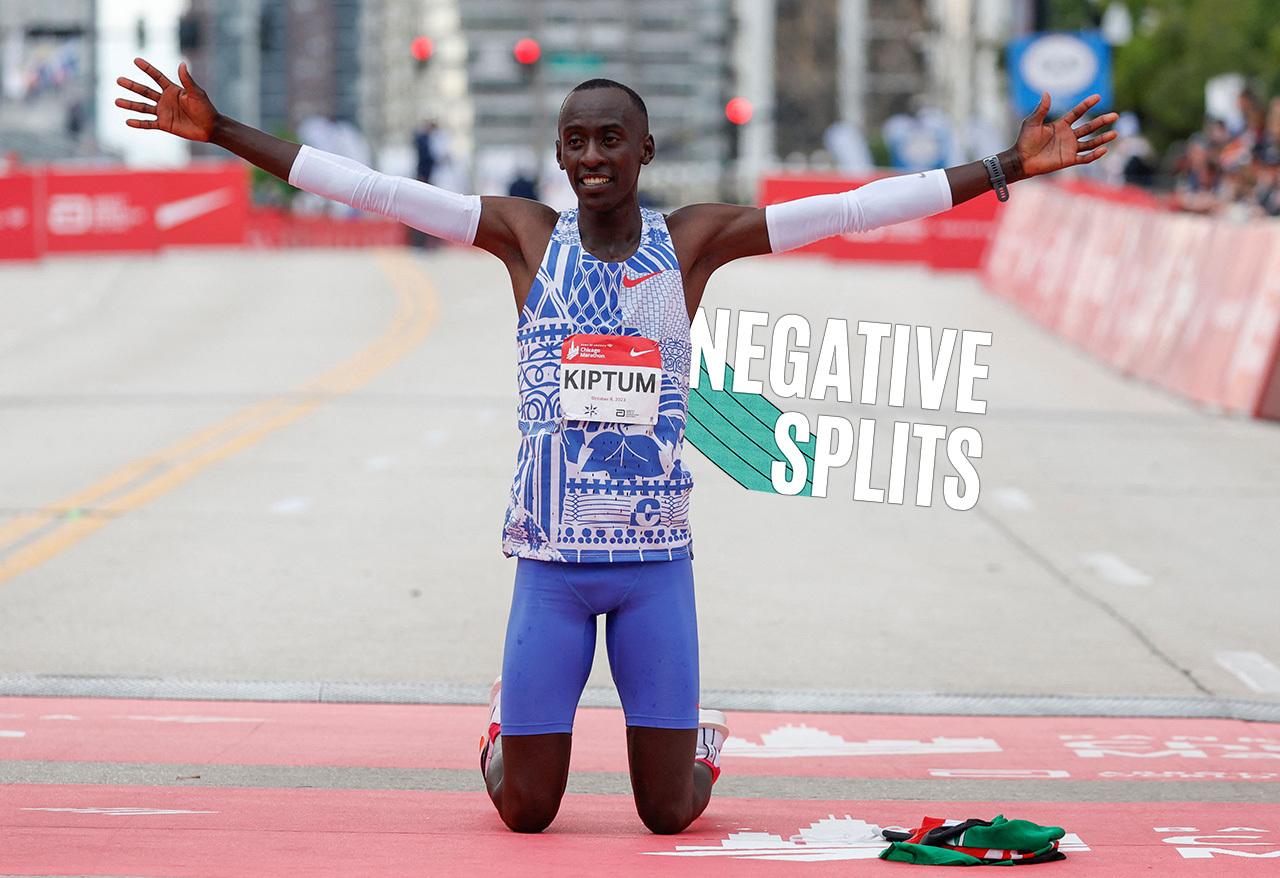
[{"xmin": 1008, "ymin": 30, "xmax": 1112, "ymax": 118}]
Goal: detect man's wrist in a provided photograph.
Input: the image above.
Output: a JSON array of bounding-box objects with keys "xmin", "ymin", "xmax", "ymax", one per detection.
[
  {"xmin": 997, "ymin": 148, "xmax": 1025, "ymax": 184},
  {"xmin": 208, "ymin": 114, "xmax": 232, "ymax": 147}
]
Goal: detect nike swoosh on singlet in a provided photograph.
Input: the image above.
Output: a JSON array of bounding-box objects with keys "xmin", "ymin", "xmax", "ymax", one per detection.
[
  {"xmin": 621, "ymin": 270, "xmax": 663, "ymax": 288},
  {"xmin": 629, "ymin": 348, "xmax": 657, "ymax": 357}
]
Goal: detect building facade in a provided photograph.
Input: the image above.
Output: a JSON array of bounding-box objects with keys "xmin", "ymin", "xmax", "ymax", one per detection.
[
  {"xmin": 0, "ymin": 0, "xmax": 96, "ymax": 161},
  {"xmin": 183, "ymin": 0, "xmax": 470, "ymax": 171},
  {"xmin": 458, "ymin": 0, "xmax": 735, "ymax": 201}
]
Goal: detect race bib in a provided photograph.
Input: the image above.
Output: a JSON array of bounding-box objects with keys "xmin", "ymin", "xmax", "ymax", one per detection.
[{"xmin": 560, "ymin": 333, "xmax": 662, "ymax": 424}]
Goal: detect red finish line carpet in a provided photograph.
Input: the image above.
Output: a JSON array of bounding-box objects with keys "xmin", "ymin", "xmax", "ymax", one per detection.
[{"xmin": 2, "ymin": 697, "xmax": 1278, "ymax": 876}]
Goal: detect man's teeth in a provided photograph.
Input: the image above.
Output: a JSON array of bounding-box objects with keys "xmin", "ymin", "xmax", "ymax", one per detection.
[{"xmin": 582, "ymin": 176, "xmax": 610, "ymax": 186}]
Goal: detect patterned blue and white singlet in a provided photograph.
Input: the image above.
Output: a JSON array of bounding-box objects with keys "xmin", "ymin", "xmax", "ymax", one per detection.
[{"xmin": 502, "ymin": 208, "xmax": 694, "ymax": 563}]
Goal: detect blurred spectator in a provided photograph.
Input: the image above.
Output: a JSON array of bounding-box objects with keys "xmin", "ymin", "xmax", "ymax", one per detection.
[
  {"xmin": 1160, "ymin": 88, "xmax": 1280, "ymax": 219},
  {"xmin": 1259, "ymin": 98, "xmax": 1280, "ymax": 166},
  {"xmin": 1254, "ymin": 157, "xmax": 1280, "ymax": 218},
  {"xmin": 1172, "ymin": 135, "xmax": 1221, "ymax": 213},
  {"xmin": 822, "ymin": 121, "xmax": 875, "ymax": 174},
  {"xmin": 1107, "ymin": 112, "xmax": 1156, "ymax": 188},
  {"xmin": 507, "ymin": 170, "xmax": 538, "ymax": 201},
  {"xmin": 415, "ymin": 121, "xmax": 438, "ymax": 185},
  {"xmin": 411, "ymin": 121, "xmax": 440, "ymax": 248}
]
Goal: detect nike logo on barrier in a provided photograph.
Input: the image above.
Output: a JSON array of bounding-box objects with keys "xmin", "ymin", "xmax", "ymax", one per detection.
[
  {"xmin": 154, "ymin": 188, "xmax": 237, "ymax": 230},
  {"xmin": 622, "ymin": 270, "xmax": 663, "ymax": 288}
]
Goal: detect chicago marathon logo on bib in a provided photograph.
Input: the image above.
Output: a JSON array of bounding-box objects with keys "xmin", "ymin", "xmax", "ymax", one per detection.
[{"xmin": 560, "ymin": 333, "xmax": 662, "ymax": 425}]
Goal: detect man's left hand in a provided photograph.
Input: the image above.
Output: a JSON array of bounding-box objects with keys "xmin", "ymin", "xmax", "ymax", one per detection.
[{"xmin": 1010, "ymin": 93, "xmax": 1119, "ymax": 180}]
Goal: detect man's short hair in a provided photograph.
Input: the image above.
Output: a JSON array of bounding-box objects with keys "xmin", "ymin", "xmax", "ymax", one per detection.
[{"xmin": 561, "ymin": 79, "xmax": 648, "ymax": 126}]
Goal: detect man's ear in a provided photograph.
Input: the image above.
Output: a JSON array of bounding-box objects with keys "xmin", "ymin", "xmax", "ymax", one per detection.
[
  {"xmin": 641, "ymin": 134, "xmax": 655, "ymax": 165},
  {"xmin": 555, "ymin": 139, "xmax": 564, "ymax": 169}
]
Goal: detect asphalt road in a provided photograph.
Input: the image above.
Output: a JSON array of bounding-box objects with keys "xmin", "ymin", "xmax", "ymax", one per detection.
[{"xmin": 2, "ymin": 246, "xmax": 1278, "ymax": 707}]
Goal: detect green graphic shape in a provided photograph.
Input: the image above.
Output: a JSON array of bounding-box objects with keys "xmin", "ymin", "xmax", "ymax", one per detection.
[{"xmin": 686, "ymin": 363, "xmax": 816, "ymax": 495}]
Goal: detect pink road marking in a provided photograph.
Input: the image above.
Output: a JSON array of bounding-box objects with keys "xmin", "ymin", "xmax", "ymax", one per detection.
[
  {"xmin": 3, "ymin": 785, "xmax": 1279, "ymax": 877},
  {"xmin": 2, "ymin": 697, "xmax": 1277, "ymax": 782}
]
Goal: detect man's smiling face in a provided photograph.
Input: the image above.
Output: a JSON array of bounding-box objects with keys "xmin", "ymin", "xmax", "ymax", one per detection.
[{"xmin": 556, "ymin": 87, "xmax": 654, "ymax": 211}]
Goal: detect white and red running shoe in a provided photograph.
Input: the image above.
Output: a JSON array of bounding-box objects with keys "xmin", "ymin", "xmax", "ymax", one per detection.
[
  {"xmin": 695, "ymin": 708, "xmax": 728, "ymax": 783},
  {"xmin": 479, "ymin": 676, "xmax": 502, "ymax": 778}
]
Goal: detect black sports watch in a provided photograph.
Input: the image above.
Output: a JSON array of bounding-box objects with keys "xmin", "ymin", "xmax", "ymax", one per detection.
[{"xmin": 983, "ymin": 155, "xmax": 1010, "ymax": 202}]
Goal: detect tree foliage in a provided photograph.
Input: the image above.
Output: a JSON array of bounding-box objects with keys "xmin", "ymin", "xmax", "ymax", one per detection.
[{"xmin": 1112, "ymin": 0, "xmax": 1280, "ymax": 153}]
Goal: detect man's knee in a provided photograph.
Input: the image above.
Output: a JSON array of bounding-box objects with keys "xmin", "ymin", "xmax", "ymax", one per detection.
[
  {"xmin": 499, "ymin": 785, "xmax": 564, "ymax": 833},
  {"xmin": 635, "ymin": 797, "xmax": 693, "ymax": 835}
]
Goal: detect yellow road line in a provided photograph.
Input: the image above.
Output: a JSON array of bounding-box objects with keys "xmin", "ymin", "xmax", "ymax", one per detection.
[{"xmin": 0, "ymin": 249, "xmax": 437, "ymax": 585}]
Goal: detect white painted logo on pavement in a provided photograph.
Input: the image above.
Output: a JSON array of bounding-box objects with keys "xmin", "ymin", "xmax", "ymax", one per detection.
[
  {"xmin": 724, "ymin": 724, "xmax": 1001, "ymax": 758},
  {"xmin": 1159, "ymin": 826, "xmax": 1280, "ymax": 859}
]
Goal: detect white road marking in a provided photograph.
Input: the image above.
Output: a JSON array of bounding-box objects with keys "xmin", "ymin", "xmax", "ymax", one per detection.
[
  {"xmin": 1059, "ymin": 833, "xmax": 1091, "ymax": 852},
  {"xmin": 928, "ymin": 768, "xmax": 1069, "ymax": 779},
  {"xmin": 1081, "ymin": 552, "xmax": 1152, "ymax": 586},
  {"xmin": 113, "ymin": 715, "xmax": 271, "ymax": 724},
  {"xmin": 1, "ymin": 730, "xmax": 26, "ymax": 738},
  {"xmin": 38, "ymin": 714, "xmax": 80, "ymax": 720},
  {"xmin": 22, "ymin": 807, "xmax": 217, "ymax": 816},
  {"xmin": 268, "ymin": 496, "xmax": 312, "ymax": 515},
  {"xmin": 991, "ymin": 487, "xmax": 1034, "ymax": 511},
  {"xmin": 1215, "ymin": 651, "xmax": 1280, "ymax": 694}
]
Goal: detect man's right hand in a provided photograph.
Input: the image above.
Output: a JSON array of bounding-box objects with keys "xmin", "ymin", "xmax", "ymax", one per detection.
[{"xmin": 116, "ymin": 58, "xmax": 217, "ymax": 142}]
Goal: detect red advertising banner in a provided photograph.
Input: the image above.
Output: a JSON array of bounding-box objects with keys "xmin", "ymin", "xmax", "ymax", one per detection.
[
  {"xmin": 0, "ymin": 173, "xmax": 41, "ymax": 260},
  {"xmin": 153, "ymin": 164, "xmax": 250, "ymax": 247},
  {"xmin": 759, "ymin": 171, "xmax": 1003, "ymax": 269},
  {"xmin": 923, "ymin": 191, "xmax": 1001, "ymax": 270},
  {"xmin": 759, "ymin": 173, "xmax": 932, "ymax": 264},
  {"xmin": 42, "ymin": 167, "xmax": 160, "ymax": 254}
]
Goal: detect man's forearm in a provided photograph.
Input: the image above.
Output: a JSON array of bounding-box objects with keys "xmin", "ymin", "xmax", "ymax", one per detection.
[
  {"xmin": 209, "ymin": 115, "xmax": 301, "ymax": 181},
  {"xmin": 945, "ymin": 148, "xmax": 1027, "ymax": 207}
]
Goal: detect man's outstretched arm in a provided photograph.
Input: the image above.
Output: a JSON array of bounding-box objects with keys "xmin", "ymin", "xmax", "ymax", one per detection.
[
  {"xmin": 671, "ymin": 92, "xmax": 1119, "ymax": 280},
  {"xmin": 116, "ymin": 57, "xmax": 553, "ymax": 274}
]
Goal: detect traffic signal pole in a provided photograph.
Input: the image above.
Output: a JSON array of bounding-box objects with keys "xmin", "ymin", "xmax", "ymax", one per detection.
[{"xmin": 732, "ymin": 0, "xmax": 776, "ymax": 202}]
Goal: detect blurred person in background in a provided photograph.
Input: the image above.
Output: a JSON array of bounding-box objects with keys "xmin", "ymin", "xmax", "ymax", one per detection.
[
  {"xmin": 116, "ymin": 56, "xmax": 1116, "ymax": 836},
  {"xmin": 1260, "ymin": 98, "xmax": 1280, "ymax": 166},
  {"xmin": 411, "ymin": 120, "xmax": 440, "ymax": 248},
  {"xmin": 1173, "ymin": 135, "xmax": 1222, "ymax": 213},
  {"xmin": 1252, "ymin": 156, "xmax": 1280, "ymax": 218}
]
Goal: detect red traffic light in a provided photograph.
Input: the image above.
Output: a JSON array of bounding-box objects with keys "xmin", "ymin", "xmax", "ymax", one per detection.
[
  {"xmin": 411, "ymin": 36, "xmax": 434, "ymax": 61},
  {"xmin": 514, "ymin": 38, "xmax": 541, "ymax": 65},
  {"xmin": 725, "ymin": 97, "xmax": 753, "ymax": 125}
]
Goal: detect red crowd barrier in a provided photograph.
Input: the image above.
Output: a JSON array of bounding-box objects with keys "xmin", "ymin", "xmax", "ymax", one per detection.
[
  {"xmin": 982, "ymin": 182, "xmax": 1280, "ymax": 421},
  {"xmin": 244, "ymin": 208, "xmax": 408, "ymax": 248},
  {"xmin": 758, "ymin": 171, "xmax": 1005, "ymax": 270},
  {"xmin": 0, "ymin": 163, "xmax": 406, "ymax": 259},
  {"xmin": 0, "ymin": 173, "xmax": 41, "ymax": 260}
]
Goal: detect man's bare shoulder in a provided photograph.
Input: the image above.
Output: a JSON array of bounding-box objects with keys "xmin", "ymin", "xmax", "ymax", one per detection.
[
  {"xmin": 666, "ymin": 201, "xmax": 769, "ymax": 269},
  {"xmin": 665, "ymin": 201, "xmax": 755, "ymax": 230},
  {"xmin": 474, "ymin": 195, "xmax": 559, "ymax": 265},
  {"xmin": 480, "ymin": 194, "xmax": 560, "ymax": 231}
]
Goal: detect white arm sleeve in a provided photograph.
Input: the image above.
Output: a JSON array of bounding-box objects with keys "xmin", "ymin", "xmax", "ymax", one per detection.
[
  {"xmin": 764, "ymin": 169, "xmax": 953, "ymax": 253},
  {"xmin": 288, "ymin": 145, "xmax": 482, "ymax": 245}
]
